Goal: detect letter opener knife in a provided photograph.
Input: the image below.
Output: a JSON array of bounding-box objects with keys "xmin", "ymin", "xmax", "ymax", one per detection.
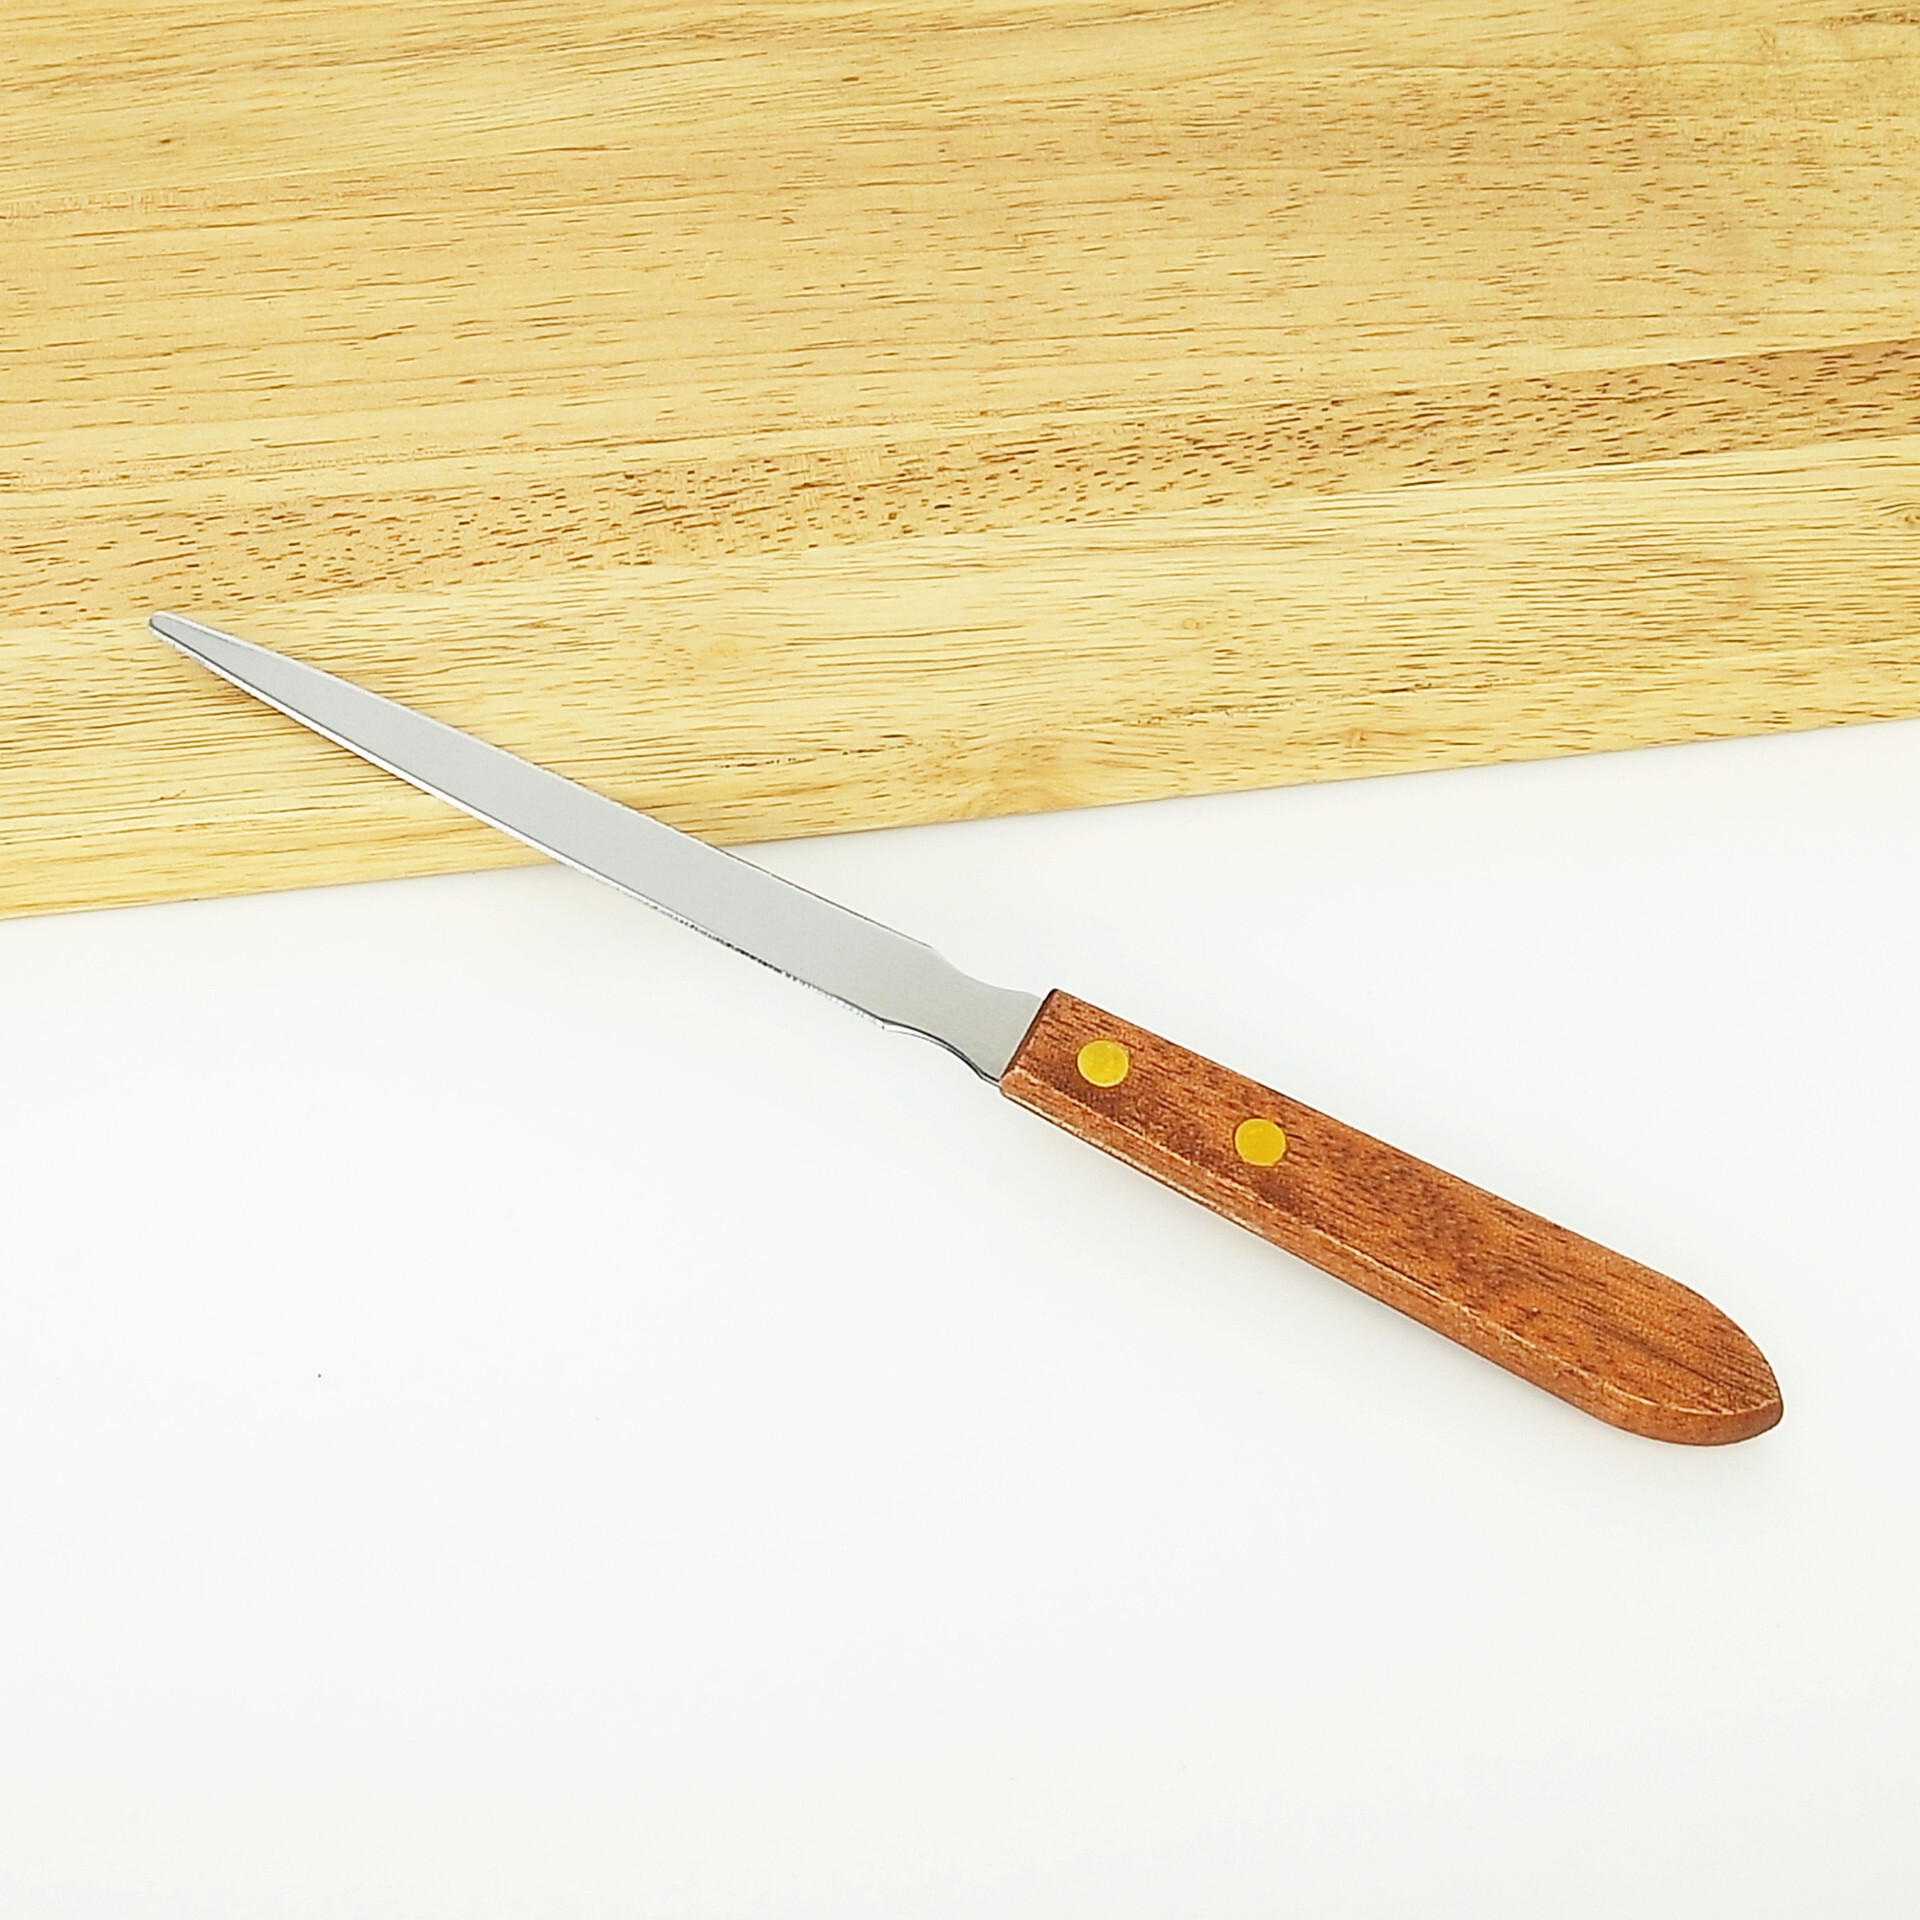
[{"xmin": 149, "ymin": 612, "xmax": 1782, "ymax": 1444}]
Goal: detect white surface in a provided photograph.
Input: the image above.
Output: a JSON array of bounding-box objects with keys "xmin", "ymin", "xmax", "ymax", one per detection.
[{"xmin": 2, "ymin": 721, "xmax": 1917, "ymax": 1917}]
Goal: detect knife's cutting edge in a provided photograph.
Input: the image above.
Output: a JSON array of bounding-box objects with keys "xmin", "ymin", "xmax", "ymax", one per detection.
[{"xmin": 149, "ymin": 612, "xmax": 1045, "ymax": 1080}]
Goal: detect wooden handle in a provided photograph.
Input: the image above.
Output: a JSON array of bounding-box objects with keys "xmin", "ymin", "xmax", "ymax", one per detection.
[{"xmin": 1000, "ymin": 993, "xmax": 1781, "ymax": 1445}]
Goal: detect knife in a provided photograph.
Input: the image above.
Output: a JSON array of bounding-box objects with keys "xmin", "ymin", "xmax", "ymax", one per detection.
[{"xmin": 149, "ymin": 612, "xmax": 1781, "ymax": 1445}]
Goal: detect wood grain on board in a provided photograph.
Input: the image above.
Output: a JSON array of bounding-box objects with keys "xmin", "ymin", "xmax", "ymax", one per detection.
[
  {"xmin": 1001, "ymin": 992, "xmax": 1785, "ymax": 1443},
  {"xmin": 4, "ymin": 0, "xmax": 1919, "ymax": 917}
]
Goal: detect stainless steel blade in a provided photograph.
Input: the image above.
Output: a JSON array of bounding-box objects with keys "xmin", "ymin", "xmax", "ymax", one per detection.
[{"xmin": 149, "ymin": 613, "xmax": 1044, "ymax": 1079}]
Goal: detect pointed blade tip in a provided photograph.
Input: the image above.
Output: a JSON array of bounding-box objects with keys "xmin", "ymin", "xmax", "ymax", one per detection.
[{"xmin": 150, "ymin": 610, "xmax": 215, "ymax": 656}]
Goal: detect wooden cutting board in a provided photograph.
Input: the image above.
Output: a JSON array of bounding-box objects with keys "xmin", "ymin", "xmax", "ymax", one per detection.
[{"xmin": 6, "ymin": 0, "xmax": 1918, "ymax": 919}]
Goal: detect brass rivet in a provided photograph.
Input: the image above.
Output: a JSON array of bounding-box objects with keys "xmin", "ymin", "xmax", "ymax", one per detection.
[
  {"xmin": 1077, "ymin": 1039, "xmax": 1131, "ymax": 1087},
  {"xmin": 1234, "ymin": 1117, "xmax": 1288, "ymax": 1166}
]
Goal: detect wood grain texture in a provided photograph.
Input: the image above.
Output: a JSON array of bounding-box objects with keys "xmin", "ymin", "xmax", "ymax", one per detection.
[
  {"xmin": 1002, "ymin": 993, "xmax": 1783, "ymax": 1443},
  {"xmin": 5, "ymin": 1, "xmax": 1920, "ymax": 918}
]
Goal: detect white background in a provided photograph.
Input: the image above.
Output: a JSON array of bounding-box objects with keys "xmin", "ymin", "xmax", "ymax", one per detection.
[{"xmin": 3, "ymin": 717, "xmax": 1917, "ymax": 1916}]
